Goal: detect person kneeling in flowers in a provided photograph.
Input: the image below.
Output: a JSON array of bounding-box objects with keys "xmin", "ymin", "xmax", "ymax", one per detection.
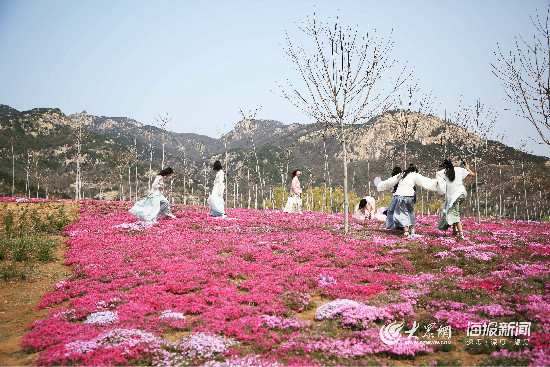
[
  {"xmin": 129, "ymin": 167, "xmax": 176, "ymax": 222},
  {"xmin": 353, "ymin": 196, "xmax": 376, "ymax": 220},
  {"xmin": 377, "ymin": 164, "xmax": 439, "ymax": 236}
]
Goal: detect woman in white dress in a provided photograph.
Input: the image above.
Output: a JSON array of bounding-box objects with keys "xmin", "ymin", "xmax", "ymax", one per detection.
[
  {"xmin": 353, "ymin": 196, "xmax": 376, "ymax": 220},
  {"xmin": 129, "ymin": 167, "xmax": 176, "ymax": 222},
  {"xmin": 436, "ymin": 159, "xmax": 475, "ymax": 238},
  {"xmin": 377, "ymin": 164, "xmax": 439, "ymax": 236},
  {"xmin": 208, "ymin": 160, "xmax": 226, "ymax": 217},
  {"xmin": 283, "ymin": 170, "xmax": 303, "ymax": 213}
]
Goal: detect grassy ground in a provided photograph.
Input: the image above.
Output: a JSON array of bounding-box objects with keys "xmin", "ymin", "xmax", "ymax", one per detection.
[{"xmin": 0, "ymin": 200, "xmax": 80, "ymax": 366}]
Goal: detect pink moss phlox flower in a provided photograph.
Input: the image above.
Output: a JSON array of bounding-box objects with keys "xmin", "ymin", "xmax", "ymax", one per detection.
[
  {"xmin": 468, "ymin": 304, "xmax": 515, "ymax": 317},
  {"xmin": 260, "ymin": 315, "xmax": 311, "ymax": 329},
  {"xmin": 435, "ymin": 251, "xmax": 457, "ymax": 259},
  {"xmin": 433, "ymin": 310, "xmax": 490, "ymax": 331},
  {"xmin": 202, "ymin": 354, "xmax": 285, "ymax": 367},
  {"xmin": 444, "ymin": 266, "xmax": 463, "ymax": 275},
  {"xmin": 317, "ymin": 274, "xmax": 337, "ymax": 287}
]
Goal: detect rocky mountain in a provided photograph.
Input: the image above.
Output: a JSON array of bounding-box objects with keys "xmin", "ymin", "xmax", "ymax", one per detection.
[
  {"xmin": 0, "ymin": 106, "xmax": 130, "ymax": 198},
  {"xmin": 1, "ymin": 103, "xmax": 549, "ymax": 218}
]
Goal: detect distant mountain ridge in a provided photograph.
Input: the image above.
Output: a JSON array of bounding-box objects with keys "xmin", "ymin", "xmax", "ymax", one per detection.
[{"xmin": 1, "ymin": 104, "xmax": 549, "ymax": 209}]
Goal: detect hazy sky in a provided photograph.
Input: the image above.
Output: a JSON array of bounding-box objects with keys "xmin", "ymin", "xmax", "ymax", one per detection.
[{"xmin": 1, "ymin": 0, "xmax": 548, "ymax": 157}]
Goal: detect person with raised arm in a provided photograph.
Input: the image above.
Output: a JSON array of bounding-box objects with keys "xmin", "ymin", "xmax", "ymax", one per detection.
[
  {"xmin": 436, "ymin": 159, "xmax": 475, "ymax": 239},
  {"xmin": 377, "ymin": 164, "xmax": 439, "ymax": 236}
]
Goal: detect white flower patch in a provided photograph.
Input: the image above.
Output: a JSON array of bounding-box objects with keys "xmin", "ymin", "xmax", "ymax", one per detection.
[
  {"xmin": 315, "ymin": 299, "xmax": 361, "ymax": 321},
  {"xmin": 202, "ymin": 354, "xmax": 284, "ymax": 367},
  {"xmin": 160, "ymin": 310, "xmax": 186, "ymax": 320},
  {"xmin": 113, "ymin": 221, "xmax": 155, "ymax": 231},
  {"xmin": 84, "ymin": 310, "xmax": 118, "ymax": 324}
]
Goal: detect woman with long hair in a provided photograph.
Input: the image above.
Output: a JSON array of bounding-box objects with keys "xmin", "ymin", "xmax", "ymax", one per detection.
[
  {"xmin": 208, "ymin": 160, "xmax": 226, "ymax": 217},
  {"xmin": 377, "ymin": 164, "xmax": 439, "ymax": 236},
  {"xmin": 129, "ymin": 167, "xmax": 176, "ymax": 222},
  {"xmin": 353, "ymin": 196, "xmax": 376, "ymax": 220},
  {"xmin": 436, "ymin": 159, "xmax": 474, "ymax": 238},
  {"xmin": 283, "ymin": 170, "xmax": 303, "ymax": 213}
]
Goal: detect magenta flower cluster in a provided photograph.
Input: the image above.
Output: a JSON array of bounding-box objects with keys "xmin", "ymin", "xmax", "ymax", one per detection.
[{"xmin": 7, "ymin": 198, "xmax": 549, "ymax": 366}]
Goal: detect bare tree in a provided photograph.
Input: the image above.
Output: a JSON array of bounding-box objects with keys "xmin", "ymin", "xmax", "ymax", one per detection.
[
  {"xmin": 154, "ymin": 113, "xmax": 172, "ymax": 169},
  {"xmin": 239, "ymin": 107, "xmax": 267, "ymax": 214},
  {"xmin": 145, "ymin": 126, "xmax": 156, "ymax": 191},
  {"xmin": 277, "ymin": 12, "xmax": 409, "ymax": 232},
  {"xmin": 393, "ymin": 86, "xmax": 437, "ymax": 167},
  {"xmin": 492, "ymin": 4, "xmax": 550, "ymax": 154},
  {"xmin": 455, "ymin": 100, "xmax": 497, "ymax": 222},
  {"xmin": 73, "ymin": 112, "xmax": 86, "ymax": 200}
]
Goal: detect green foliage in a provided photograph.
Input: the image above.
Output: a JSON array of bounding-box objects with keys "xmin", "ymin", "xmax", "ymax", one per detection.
[
  {"xmin": 0, "ymin": 263, "xmax": 26, "ymax": 281},
  {"xmin": 3, "ymin": 210, "xmax": 14, "ymax": 237}
]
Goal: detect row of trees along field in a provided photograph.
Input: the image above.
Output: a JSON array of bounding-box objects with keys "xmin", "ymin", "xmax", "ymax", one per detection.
[
  {"xmin": 1, "ymin": 114, "xmax": 548, "ymax": 224},
  {"xmin": 1, "ymin": 8, "xmax": 550, "ymax": 228}
]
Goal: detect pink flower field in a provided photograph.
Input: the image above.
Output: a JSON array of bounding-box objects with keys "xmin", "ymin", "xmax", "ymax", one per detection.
[{"xmin": 14, "ymin": 199, "xmax": 550, "ymax": 366}]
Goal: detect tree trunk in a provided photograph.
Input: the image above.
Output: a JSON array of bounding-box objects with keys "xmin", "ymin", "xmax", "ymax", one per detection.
[
  {"xmin": 341, "ymin": 124, "xmax": 349, "ymax": 233},
  {"xmin": 474, "ymin": 157, "xmax": 480, "ymax": 223},
  {"xmin": 11, "ymin": 142, "xmax": 15, "ymax": 197}
]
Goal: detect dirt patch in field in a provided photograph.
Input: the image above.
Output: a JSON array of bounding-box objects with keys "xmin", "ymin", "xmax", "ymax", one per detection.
[{"xmin": 0, "ymin": 201, "xmax": 80, "ymax": 366}]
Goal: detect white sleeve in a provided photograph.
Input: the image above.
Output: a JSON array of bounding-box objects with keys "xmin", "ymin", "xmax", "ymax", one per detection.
[
  {"xmin": 414, "ymin": 172, "xmax": 439, "ymax": 192},
  {"xmin": 377, "ymin": 174, "xmax": 401, "ymax": 192}
]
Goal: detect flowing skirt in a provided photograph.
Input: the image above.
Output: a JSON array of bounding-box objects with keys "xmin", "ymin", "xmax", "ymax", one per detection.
[
  {"xmin": 129, "ymin": 194, "xmax": 170, "ymax": 222},
  {"xmin": 438, "ymin": 188, "xmax": 467, "ymax": 231},
  {"xmin": 283, "ymin": 194, "xmax": 302, "ymax": 213},
  {"xmin": 386, "ymin": 195, "xmax": 415, "ymax": 229},
  {"xmin": 208, "ymin": 194, "xmax": 225, "ymax": 217}
]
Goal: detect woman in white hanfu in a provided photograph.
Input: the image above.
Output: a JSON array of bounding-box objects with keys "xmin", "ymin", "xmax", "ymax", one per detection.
[
  {"xmin": 377, "ymin": 164, "xmax": 439, "ymax": 236},
  {"xmin": 353, "ymin": 196, "xmax": 376, "ymax": 220},
  {"xmin": 208, "ymin": 160, "xmax": 226, "ymax": 217},
  {"xmin": 436, "ymin": 159, "xmax": 475, "ymax": 239},
  {"xmin": 129, "ymin": 167, "xmax": 176, "ymax": 222},
  {"xmin": 283, "ymin": 170, "xmax": 303, "ymax": 213}
]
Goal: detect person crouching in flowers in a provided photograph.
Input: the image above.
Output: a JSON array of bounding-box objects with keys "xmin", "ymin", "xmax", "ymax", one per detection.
[
  {"xmin": 353, "ymin": 196, "xmax": 376, "ymax": 220},
  {"xmin": 129, "ymin": 167, "xmax": 176, "ymax": 222},
  {"xmin": 377, "ymin": 164, "xmax": 439, "ymax": 236},
  {"xmin": 208, "ymin": 160, "xmax": 226, "ymax": 218},
  {"xmin": 436, "ymin": 159, "xmax": 474, "ymax": 239},
  {"xmin": 283, "ymin": 170, "xmax": 303, "ymax": 213}
]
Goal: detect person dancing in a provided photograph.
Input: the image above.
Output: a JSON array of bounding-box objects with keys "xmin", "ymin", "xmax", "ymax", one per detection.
[
  {"xmin": 377, "ymin": 164, "xmax": 438, "ymax": 236},
  {"xmin": 283, "ymin": 170, "xmax": 303, "ymax": 213},
  {"xmin": 436, "ymin": 159, "xmax": 474, "ymax": 239},
  {"xmin": 129, "ymin": 167, "xmax": 176, "ymax": 222}
]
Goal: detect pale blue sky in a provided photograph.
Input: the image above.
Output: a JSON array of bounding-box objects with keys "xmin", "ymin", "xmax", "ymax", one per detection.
[{"xmin": 1, "ymin": 0, "xmax": 548, "ymax": 157}]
